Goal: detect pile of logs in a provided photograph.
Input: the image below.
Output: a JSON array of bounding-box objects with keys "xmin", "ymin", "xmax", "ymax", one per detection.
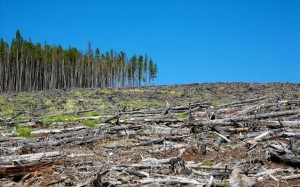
[{"xmin": 0, "ymin": 96, "xmax": 300, "ymax": 186}]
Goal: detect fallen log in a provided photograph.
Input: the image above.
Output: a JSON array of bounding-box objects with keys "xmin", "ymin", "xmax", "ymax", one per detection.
[
  {"xmin": 111, "ymin": 166, "xmax": 149, "ymax": 178},
  {"xmin": 220, "ymin": 97, "xmax": 267, "ymax": 107},
  {"xmin": 139, "ymin": 177, "xmax": 204, "ymax": 185},
  {"xmin": 0, "ymin": 161, "xmax": 59, "ymax": 178},
  {"xmin": 0, "ymin": 151, "xmax": 95, "ymax": 165},
  {"xmin": 32, "ymin": 126, "xmax": 87, "ymax": 135},
  {"xmin": 281, "ymin": 174, "xmax": 300, "ymax": 180},
  {"xmin": 102, "ymin": 114, "xmax": 120, "ymax": 123},
  {"xmin": 269, "ymin": 151, "xmax": 300, "ymax": 168},
  {"xmin": 139, "ymin": 126, "xmax": 190, "ymax": 136},
  {"xmin": 233, "ymin": 110, "xmax": 300, "ymax": 121},
  {"xmin": 266, "ymin": 120, "xmax": 300, "ymax": 128},
  {"xmin": 212, "ymin": 125, "xmax": 230, "ymax": 151},
  {"xmin": 246, "ymin": 131, "xmax": 272, "ymax": 145}
]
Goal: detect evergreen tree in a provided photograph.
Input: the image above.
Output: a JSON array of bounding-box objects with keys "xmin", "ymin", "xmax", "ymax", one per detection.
[
  {"xmin": 0, "ymin": 30, "xmax": 158, "ymax": 92},
  {"xmin": 143, "ymin": 54, "xmax": 148, "ymax": 86},
  {"xmin": 138, "ymin": 55, "xmax": 143, "ymax": 86}
]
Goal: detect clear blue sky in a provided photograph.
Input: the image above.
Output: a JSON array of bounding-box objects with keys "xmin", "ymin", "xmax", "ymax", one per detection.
[{"xmin": 0, "ymin": 0, "xmax": 299, "ymax": 84}]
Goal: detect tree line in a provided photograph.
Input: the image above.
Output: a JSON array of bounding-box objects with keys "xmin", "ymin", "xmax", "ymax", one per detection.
[{"xmin": 0, "ymin": 30, "xmax": 158, "ymax": 92}]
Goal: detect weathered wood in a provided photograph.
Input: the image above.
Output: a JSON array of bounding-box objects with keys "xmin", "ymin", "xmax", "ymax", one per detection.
[
  {"xmin": 111, "ymin": 166, "xmax": 149, "ymax": 178},
  {"xmin": 0, "ymin": 161, "xmax": 59, "ymax": 178},
  {"xmin": 0, "ymin": 84, "xmax": 299, "ymax": 186},
  {"xmin": 102, "ymin": 114, "xmax": 120, "ymax": 123},
  {"xmin": 0, "ymin": 151, "xmax": 95, "ymax": 165},
  {"xmin": 281, "ymin": 174, "xmax": 300, "ymax": 180},
  {"xmin": 233, "ymin": 110, "xmax": 300, "ymax": 121},
  {"xmin": 229, "ymin": 168, "xmax": 256, "ymax": 187},
  {"xmin": 212, "ymin": 125, "xmax": 230, "ymax": 150},
  {"xmin": 136, "ymin": 135, "xmax": 187, "ymax": 146},
  {"xmin": 31, "ymin": 126, "xmax": 87, "ymax": 135},
  {"xmin": 198, "ymin": 143, "xmax": 207, "ymax": 155},
  {"xmin": 269, "ymin": 151, "xmax": 300, "ymax": 168},
  {"xmin": 266, "ymin": 120, "xmax": 300, "ymax": 128},
  {"xmin": 246, "ymin": 131, "xmax": 272, "ymax": 144},
  {"xmin": 186, "ymin": 163, "xmax": 233, "ymax": 171},
  {"xmin": 139, "ymin": 177, "xmax": 204, "ymax": 185},
  {"xmin": 220, "ymin": 96, "xmax": 267, "ymax": 107}
]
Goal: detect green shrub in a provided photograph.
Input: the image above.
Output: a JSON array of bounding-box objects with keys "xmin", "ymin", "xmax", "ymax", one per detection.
[
  {"xmin": 17, "ymin": 127, "xmax": 33, "ymax": 138},
  {"xmin": 83, "ymin": 120, "xmax": 97, "ymax": 128},
  {"xmin": 192, "ymin": 166, "xmax": 201, "ymax": 171},
  {"xmin": 203, "ymin": 159, "xmax": 213, "ymax": 166},
  {"xmin": 85, "ymin": 111, "xmax": 99, "ymax": 117},
  {"xmin": 53, "ymin": 115, "xmax": 77, "ymax": 122},
  {"xmin": 177, "ymin": 113, "xmax": 188, "ymax": 119},
  {"xmin": 212, "ymin": 100, "xmax": 222, "ymax": 106},
  {"xmin": 218, "ymin": 86, "xmax": 225, "ymax": 91}
]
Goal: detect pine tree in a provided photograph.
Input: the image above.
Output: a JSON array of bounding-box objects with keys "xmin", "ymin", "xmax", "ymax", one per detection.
[
  {"xmin": 138, "ymin": 55, "xmax": 143, "ymax": 86},
  {"xmin": 0, "ymin": 30, "xmax": 158, "ymax": 91}
]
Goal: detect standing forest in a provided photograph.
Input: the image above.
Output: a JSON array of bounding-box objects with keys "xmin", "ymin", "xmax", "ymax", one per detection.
[{"xmin": 0, "ymin": 30, "xmax": 158, "ymax": 92}]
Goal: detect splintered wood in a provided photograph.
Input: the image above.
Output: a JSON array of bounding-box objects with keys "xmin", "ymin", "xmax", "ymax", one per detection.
[{"xmin": 0, "ymin": 83, "xmax": 299, "ymax": 186}]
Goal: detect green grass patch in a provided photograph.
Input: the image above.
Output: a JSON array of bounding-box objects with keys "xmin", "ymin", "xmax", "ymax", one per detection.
[
  {"xmin": 43, "ymin": 115, "xmax": 78, "ymax": 123},
  {"xmin": 177, "ymin": 113, "xmax": 188, "ymax": 119},
  {"xmin": 83, "ymin": 120, "xmax": 97, "ymax": 128},
  {"xmin": 259, "ymin": 99, "xmax": 268, "ymax": 105},
  {"xmin": 192, "ymin": 166, "xmax": 201, "ymax": 171},
  {"xmin": 212, "ymin": 100, "xmax": 222, "ymax": 106},
  {"xmin": 87, "ymin": 99, "xmax": 103, "ymax": 105},
  {"xmin": 0, "ymin": 96, "xmax": 7, "ymax": 104},
  {"xmin": 85, "ymin": 111, "xmax": 99, "ymax": 117},
  {"xmin": 53, "ymin": 115, "xmax": 78, "ymax": 122},
  {"xmin": 160, "ymin": 90, "xmax": 184, "ymax": 97},
  {"xmin": 16, "ymin": 127, "xmax": 33, "ymax": 138},
  {"xmin": 124, "ymin": 89, "xmax": 145, "ymax": 93},
  {"xmin": 44, "ymin": 118, "xmax": 52, "ymax": 127},
  {"xmin": 64, "ymin": 99, "xmax": 76, "ymax": 111},
  {"xmin": 15, "ymin": 116, "xmax": 31, "ymax": 122},
  {"xmin": 203, "ymin": 93, "xmax": 212, "ymax": 100},
  {"xmin": 75, "ymin": 91, "xmax": 82, "ymax": 97},
  {"xmin": 218, "ymin": 86, "xmax": 225, "ymax": 91},
  {"xmin": 0, "ymin": 103, "xmax": 28, "ymax": 118},
  {"xmin": 1, "ymin": 104, "xmax": 18, "ymax": 111},
  {"xmin": 97, "ymin": 104, "xmax": 110, "ymax": 111},
  {"xmin": 100, "ymin": 89, "xmax": 112, "ymax": 95},
  {"xmin": 45, "ymin": 99, "xmax": 53, "ymax": 106},
  {"xmin": 203, "ymin": 159, "xmax": 213, "ymax": 166},
  {"xmin": 122, "ymin": 114, "xmax": 131, "ymax": 120},
  {"xmin": 121, "ymin": 100, "xmax": 162, "ymax": 110}
]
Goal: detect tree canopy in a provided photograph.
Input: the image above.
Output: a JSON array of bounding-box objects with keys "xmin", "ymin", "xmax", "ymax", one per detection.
[{"xmin": 0, "ymin": 30, "xmax": 158, "ymax": 92}]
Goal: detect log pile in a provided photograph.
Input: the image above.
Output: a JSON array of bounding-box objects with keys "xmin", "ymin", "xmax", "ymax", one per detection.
[{"xmin": 0, "ymin": 83, "xmax": 299, "ymax": 186}]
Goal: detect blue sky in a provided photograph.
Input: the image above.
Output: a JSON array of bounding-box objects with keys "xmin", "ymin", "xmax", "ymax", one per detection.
[{"xmin": 0, "ymin": 0, "xmax": 299, "ymax": 84}]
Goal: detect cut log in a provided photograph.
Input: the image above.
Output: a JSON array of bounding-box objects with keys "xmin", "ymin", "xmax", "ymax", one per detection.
[
  {"xmin": 233, "ymin": 110, "xmax": 300, "ymax": 121},
  {"xmin": 220, "ymin": 97, "xmax": 267, "ymax": 107},
  {"xmin": 246, "ymin": 131, "xmax": 272, "ymax": 144},
  {"xmin": 102, "ymin": 114, "xmax": 120, "ymax": 123},
  {"xmin": 111, "ymin": 166, "xmax": 149, "ymax": 178},
  {"xmin": 281, "ymin": 174, "xmax": 300, "ymax": 180},
  {"xmin": 0, "ymin": 161, "xmax": 59, "ymax": 178},
  {"xmin": 32, "ymin": 126, "xmax": 87, "ymax": 135},
  {"xmin": 0, "ymin": 151, "xmax": 95, "ymax": 165},
  {"xmin": 139, "ymin": 177, "xmax": 204, "ymax": 185},
  {"xmin": 269, "ymin": 151, "xmax": 300, "ymax": 168}
]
